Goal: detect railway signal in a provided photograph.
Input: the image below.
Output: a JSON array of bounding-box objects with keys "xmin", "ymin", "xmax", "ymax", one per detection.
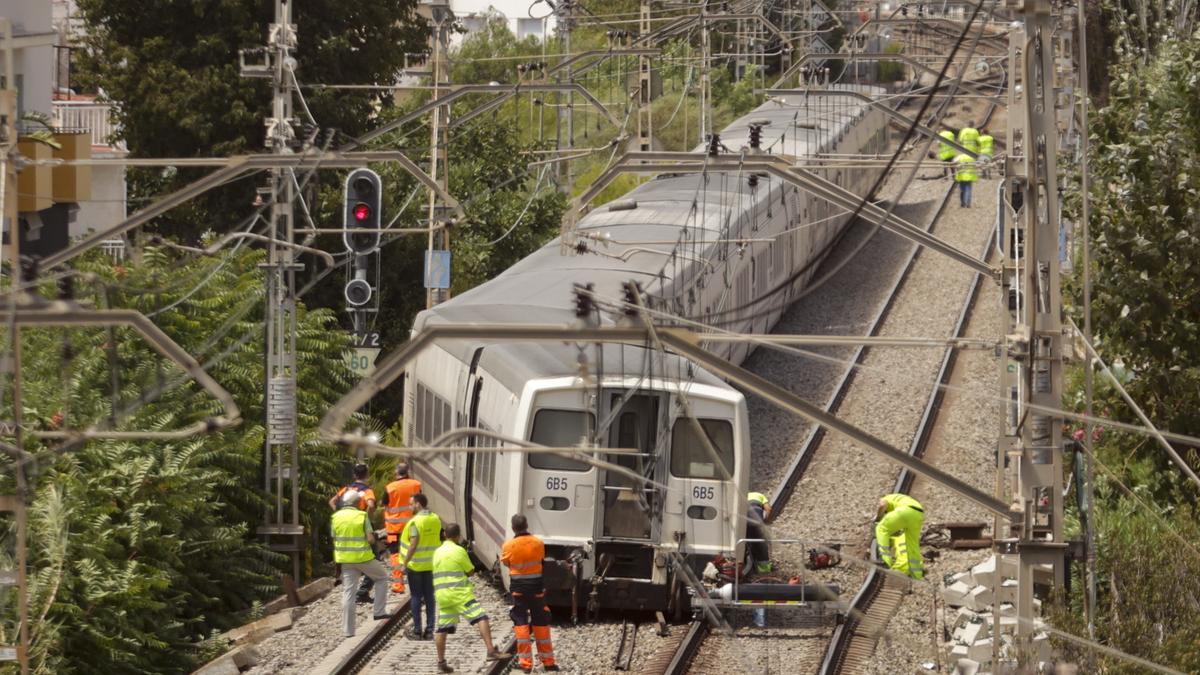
[{"xmin": 343, "ymin": 168, "xmax": 382, "ymax": 254}]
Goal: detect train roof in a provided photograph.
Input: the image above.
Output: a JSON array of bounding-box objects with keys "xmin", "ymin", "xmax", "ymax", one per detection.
[{"xmin": 411, "ymin": 86, "xmax": 884, "ymax": 394}]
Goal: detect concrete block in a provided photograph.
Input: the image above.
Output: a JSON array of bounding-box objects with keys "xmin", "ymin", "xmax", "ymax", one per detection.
[
  {"xmin": 968, "ymin": 585, "xmax": 992, "ymax": 609},
  {"xmin": 262, "ymin": 595, "xmax": 291, "ymax": 615},
  {"xmin": 997, "ymin": 579, "xmax": 1019, "ymax": 605},
  {"xmin": 297, "ymin": 577, "xmax": 335, "ymax": 605},
  {"xmin": 950, "ymin": 644, "xmax": 970, "ymax": 659},
  {"xmin": 956, "ymin": 621, "xmax": 984, "ymax": 645},
  {"xmin": 953, "ymin": 658, "xmax": 981, "ymax": 675},
  {"xmin": 943, "ymin": 581, "xmax": 972, "ymax": 607},
  {"xmin": 951, "ymin": 607, "xmax": 979, "ymax": 632},
  {"xmin": 1032, "ymin": 633, "xmax": 1052, "ymax": 662},
  {"xmin": 967, "ymin": 637, "xmax": 995, "ymax": 663},
  {"xmin": 222, "ymin": 608, "xmax": 295, "ymax": 645},
  {"xmin": 230, "ymin": 645, "xmax": 261, "ymax": 669}
]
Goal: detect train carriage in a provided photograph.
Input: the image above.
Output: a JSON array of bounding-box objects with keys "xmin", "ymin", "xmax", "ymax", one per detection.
[{"xmin": 402, "ymin": 86, "xmax": 889, "ymax": 611}]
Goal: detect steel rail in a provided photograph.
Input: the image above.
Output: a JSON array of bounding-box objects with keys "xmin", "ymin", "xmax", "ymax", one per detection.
[
  {"xmin": 329, "ymin": 597, "xmax": 413, "ymax": 675},
  {"xmin": 768, "ymin": 179, "xmax": 956, "ymax": 520},
  {"xmin": 820, "ymin": 191, "xmax": 999, "ymax": 675}
]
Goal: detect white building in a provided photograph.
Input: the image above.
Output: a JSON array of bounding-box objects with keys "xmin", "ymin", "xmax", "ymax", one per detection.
[
  {"xmin": 451, "ymin": 0, "xmax": 557, "ymax": 45},
  {"xmin": 0, "ymin": 0, "xmax": 127, "ymax": 249}
]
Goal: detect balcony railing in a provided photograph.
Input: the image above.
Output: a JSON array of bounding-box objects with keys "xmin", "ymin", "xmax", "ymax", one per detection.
[{"xmin": 51, "ymin": 100, "xmax": 126, "ymax": 151}]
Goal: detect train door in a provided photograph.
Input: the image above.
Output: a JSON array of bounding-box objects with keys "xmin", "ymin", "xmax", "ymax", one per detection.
[
  {"xmin": 598, "ymin": 392, "xmax": 663, "ymax": 541},
  {"xmin": 453, "ymin": 349, "xmax": 484, "ymax": 539},
  {"xmin": 522, "ymin": 395, "xmax": 596, "ymax": 547},
  {"xmin": 663, "ymin": 401, "xmax": 737, "ymax": 558}
]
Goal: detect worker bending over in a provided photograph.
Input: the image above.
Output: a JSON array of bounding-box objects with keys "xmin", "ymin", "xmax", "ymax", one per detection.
[
  {"xmin": 383, "ymin": 462, "xmax": 422, "ymax": 593},
  {"xmin": 746, "ymin": 492, "xmax": 773, "ymax": 574},
  {"xmin": 957, "ymin": 121, "xmax": 981, "ymax": 154},
  {"xmin": 875, "ymin": 493, "xmax": 925, "ymax": 580},
  {"xmin": 401, "ymin": 493, "xmax": 441, "ymax": 640},
  {"xmin": 331, "ymin": 490, "xmax": 390, "ymax": 637},
  {"xmin": 500, "ymin": 515, "xmax": 560, "ymax": 673},
  {"xmin": 433, "ymin": 523, "xmax": 508, "ymax": 673}
]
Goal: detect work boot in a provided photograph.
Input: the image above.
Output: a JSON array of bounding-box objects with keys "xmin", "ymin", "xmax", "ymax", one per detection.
[
  {"xmin": 437, "ymin": 661, "xmax": 454, "ymax": 673},
  {"xmin": 544, "ymin": 666, "xmax": 561, "ymax": 672},
  {"xmin": 405, "ymin": 628, "xmax": 422, "ymax": 641},
  {"xmin": 422, "ymin": 628, "xmax": 434, "ymax": 641}
]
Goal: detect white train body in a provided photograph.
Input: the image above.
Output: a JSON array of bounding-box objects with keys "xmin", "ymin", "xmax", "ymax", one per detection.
[{"xmin": 403, "ymin": 88, "xmax": 888, "ymax": 611}]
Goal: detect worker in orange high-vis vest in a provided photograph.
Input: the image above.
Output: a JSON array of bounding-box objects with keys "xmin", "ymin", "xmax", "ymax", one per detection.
[
  {"xmin": 500, "ymin": 514, "xmax": 560, "ymax": 673},
  {"xmin": 383, "ymin": 463, "xmax": 422, "ymax": 593}
]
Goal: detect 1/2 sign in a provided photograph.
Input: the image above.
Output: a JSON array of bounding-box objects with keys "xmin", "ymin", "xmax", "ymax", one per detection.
[{"xmin": 351, "ymin": 331, "xmax": 381, "ymax": 348}]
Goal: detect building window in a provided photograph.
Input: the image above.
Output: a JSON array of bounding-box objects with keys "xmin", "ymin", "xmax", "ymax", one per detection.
[{"xmin": 517, "ymin": 17, "xmax": 543, "ymax": 40}]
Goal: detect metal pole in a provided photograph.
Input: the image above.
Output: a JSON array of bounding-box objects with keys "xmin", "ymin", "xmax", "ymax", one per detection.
[
  {"xmin": 425, "ymin": 1, "xmax": 453, "ymax": 309},
  {"xmin": 0, "ymin": 20, "xmax": 29, "ymax": 667},
  {"xmin": 1076, "ymin": 0, "xmax": 1097, "ymax": 641}
]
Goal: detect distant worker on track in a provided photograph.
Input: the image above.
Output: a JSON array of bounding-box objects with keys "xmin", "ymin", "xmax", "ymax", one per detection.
[
  {"xmin": 954, "ymin": 154, "xmax": 978, "ymax": 208},
  {"xmin": 977, "ymin": 131, "xmax": 995, "ymax": 177},
  {"xmin": 331, "ymin": 490, "xmax": 390, "ymax": 638},
  {"xmin": 746, "ymin": 492, "xmax": 773, "ymax": 573},
  {"xmin": 957, "ymin": 121, "xmax": 981, "ymax": 154},
  {"xmin": 384, "ymin": 463, "xmax": 422, "ymax": 593},
  {"xmin": 501, "ymin": 514, "xmax": 560, "ymax": 673},
  {"xmin": 433, "ymin": 522, "xmax": 508, "ymax": 673},
  {"xmin": 401, "ymin": 493, "xmax": 441, "ymax": 641},
  {"xmin": 937, "ymin": 130, "xmax": 957, "ymax": 176},
  {"xmin": 875, "ymin": 493, "xmax": 925, "ymax": 580}
]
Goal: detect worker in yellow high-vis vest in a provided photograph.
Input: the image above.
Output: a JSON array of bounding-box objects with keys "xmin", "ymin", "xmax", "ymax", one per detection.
[
  {"xmin": 937, "ymin": 130, "xmax": 957, "ymax": 177},
  {"xmin": 977, "ymin": 132, "xmax": 995, "ymax": 178},
  {"xmin": 875, "ymin": 493, "xmax": 925, "ymax": 579},
  {"xmin": 954, "ymin": 153, "xmax": 978, "ymax": 208},
  {"xmin": 332, "ymin": 490, "xmax": 389, "ymax": 637},
  {"xmin": 433, "ymin": 522, "xmax": 507, "ymax": 673},
  {"xmin": 957, "ymin": 122, "xmax": 981, "ymax": 154},
  {"xmin": 400, "ymin": 492, "xmax": 442, "ymax": 640}
]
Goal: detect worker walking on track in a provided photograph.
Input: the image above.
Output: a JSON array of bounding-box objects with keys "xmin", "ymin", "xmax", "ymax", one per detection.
[
  {"xmin": 500, "ymin": 515, "xmax": 560, "ymax": 673},
  {"xmin": 401, "ymin": 492, "xmax": 441, "ymax": 641},
  {"xmin": 329, "ymin": 463, "xmax": 378, "ymax": 603},
  {"xmin": 383, "ymin": 463, "xmax": 422, "ymax": 593},
  {"xmin": 433, "ymin": 522, "xmax": 508, "ymax": 673},
  {"xmin": 331, "ymin": 490, "xmax": 390, "ymax": 638},
  {"xmin": 875, "ymin": 493, "xmax": 925, "ymax": 580},
  {"xmin": 954, "ymin": 153, "xmax": 978, "ymax": 208},
  {"xmin": 746, "ymin": 492, "xmax": 773, "ymax": 574},
  {"xmin": 936, "ymin": 130, "xmax": 957, "ymax": 176}
]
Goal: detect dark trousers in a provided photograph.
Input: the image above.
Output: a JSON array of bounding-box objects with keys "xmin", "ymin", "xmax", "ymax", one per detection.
[
  {"xmin": 959, "ymin": 181, "xmax": 973, "ymax": 207},
  {"xmin": 407, "ymin": 569, "xmax": 435, "ymax": 633},
  {"xmin": 509, "ymin": 589, "xmax": 551, "ymax": 626}
]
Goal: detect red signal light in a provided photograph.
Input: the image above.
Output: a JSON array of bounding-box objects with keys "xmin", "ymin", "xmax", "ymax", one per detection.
[{"xmin": 353, "ymin": 203, "xmax": 371, "ymax": 222}]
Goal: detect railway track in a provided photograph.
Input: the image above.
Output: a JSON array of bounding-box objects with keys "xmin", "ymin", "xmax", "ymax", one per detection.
[
  {"xmin": 329, "ymin": 598, "xmax": 412, "ymax": 675},
  {"xmin": 818, "ymin": 190, "xmax": 999, "ymax": 675}
]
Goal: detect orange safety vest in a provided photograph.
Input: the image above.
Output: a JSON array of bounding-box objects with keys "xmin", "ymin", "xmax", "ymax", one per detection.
[
  {"xmin": 501, "ymin": 532, "xmax": 545, "ymax": 591},
  {"xmin": 384, "ymin": 478, "xmax": 422, "ymax": 538}
]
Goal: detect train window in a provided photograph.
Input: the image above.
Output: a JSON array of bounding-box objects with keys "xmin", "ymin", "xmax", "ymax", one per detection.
[
  {"xmin": 474, "ymin": 424, "xmax": 497, "ymax": 495},
  {"xmin": 529, "ymin": 409, "xmax": 595, "ymax": 472},
  {"xmin": 670, "ymin": 418, "xmax": 734, "ymax": 479},
  {"xmin": 441, "ymin": 400, "xmax": 452, "ymax": 439},
  {"xmin": 414, "ymin": 382, "xmax": 428, "ymax": 442}
]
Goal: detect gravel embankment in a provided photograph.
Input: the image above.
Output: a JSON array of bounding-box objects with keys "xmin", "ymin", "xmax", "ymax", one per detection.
[
  {"xmin": 690, "ymin": 162, "xmax": 1000, "ymax": 674},
  {"xmin": 863, "ymin": 243, "xmax": 1007, "ymax": 675}
]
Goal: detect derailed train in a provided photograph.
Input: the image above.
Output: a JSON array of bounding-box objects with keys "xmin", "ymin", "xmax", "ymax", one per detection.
[{"xmin": 403, "ymin": 86, "xmax": 889, "ymax": 613}]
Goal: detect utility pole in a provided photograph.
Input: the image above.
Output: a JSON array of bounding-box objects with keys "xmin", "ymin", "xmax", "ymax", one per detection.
[
  {"xmin": 0, "ymin": 17, "xmax": 29, "ymax": 672},
  {"xmin": 557, "ymin": 0, "xmax": 574, "ymax": 189},
  {"xmin": 424, "ymin": 0, "xmax": 453, "ymax": 309},
  {"xmin": 636, "ymin": 0, "xmax": 653, "ymax": 154},
  {"xmin": 243, "ymin": 0, "xmax": 303, "ymax": 582},
  {"xmin": 699, "ymin": 0, "xmax": 711, "ymax": 146},
  {"xmin": 998, "ymin": 0, "xmax": 1067, "ymax": 653}
]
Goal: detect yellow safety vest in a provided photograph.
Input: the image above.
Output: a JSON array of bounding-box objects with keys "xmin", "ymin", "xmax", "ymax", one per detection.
[
  {"xmin": 402, "ymin": 510, "xmax": 443, "ymax": 572},
  {"xmin": 747, "ymin": 492, "xmax": 769, "ymax": 506},
  {"xmin": 433, "ymin": 540, "xmax": 476, "ymax": 605},
  {"xmin": 957, "ymin": 127, "xmax": 980, "ymax": 154},
  {"xmin": 954, "ymin": 155, "xmax": 978, "ymax": 183},
  {"xmin": 331, "ymin": 508, "xmax": 374, "ymax": 564},
  {"xmin": 937, "ymin": 131, "xmax": 957, "ymax": 161},
  {"xmin": 881, "ymin": 493, "xmax": 924, "ymax": 513},
  {"xmin": 978, "ymin": 135, "xmax": 994, "ymax": 157}
]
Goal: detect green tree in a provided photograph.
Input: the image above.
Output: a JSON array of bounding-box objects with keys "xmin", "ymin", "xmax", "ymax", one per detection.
[
  {"xmin": 74, "ymin": 0, "xmax": 426, "ymax": 239},
  {"xmin": 1, "ymin": 247, "xmax": 358, "ymax": 673}
]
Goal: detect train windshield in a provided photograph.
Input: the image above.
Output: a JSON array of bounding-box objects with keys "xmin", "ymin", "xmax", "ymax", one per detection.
[
  {"xmin": 528, "ymin": 408, "xmax": 595, "ymax": 471},
  {"xmin": 670, "ymin": 418, "xmax": 734, "ymax": 479}
]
